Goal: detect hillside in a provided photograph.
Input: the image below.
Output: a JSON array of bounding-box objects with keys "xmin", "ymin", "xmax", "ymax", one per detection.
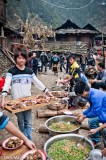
[{"xmin": 7, "ymin": 0, "xmax": 106, "ymax": 29}]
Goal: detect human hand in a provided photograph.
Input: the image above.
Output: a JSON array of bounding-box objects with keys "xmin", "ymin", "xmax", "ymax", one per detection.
[
  {"xmin": 70, "ymin": 75, "xmax": 72, "ymax": 79},
  {"xmin": 0, "ymin": 98, "xmax": 6, "ymax": 109},
  {"xmin": 77, "ymin": 114, "xmax": 86, "ymax": 122},
  {"xmin": 88, "ymin": 128, "xmax": 99, "ymax": 135},
  {"xmin": 56, "ymin": 79, "xmax": 64, "ymax": 86},
  {"xmin": 102, "ymin": 148, "xmax": 106, "ymax": 157},
  {"xmin": 25, "ymin": 139, "xmax": 36, "ymax": 150},
  {"xmin": 90, "ymin": 79, "xmax": 96, "ymax": 84},
  {"xmin": 46, "ymin": 90, "xmax": 54, "ymax": 97},
  {"xmin": 61, "ymin": 80, "xmax": 66, "ymax": 84}
]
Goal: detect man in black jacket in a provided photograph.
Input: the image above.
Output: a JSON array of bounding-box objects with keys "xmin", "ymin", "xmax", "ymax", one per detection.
[
  {"xmin": 32, "ymin": 53, "xmax": 38, "ymax": 76},
  {"xmin": 40, "ymin": 52, "xmax": 48, "ymax": 73}
]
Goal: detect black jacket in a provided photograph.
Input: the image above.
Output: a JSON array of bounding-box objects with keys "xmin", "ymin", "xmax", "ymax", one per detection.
[
  {"xmin": 33, "ymin": 58, "xmax": 38, "ymax": 69},
  {"xmin": 40, "ymin": 54, "xmax": 48, "ymax": 64}
]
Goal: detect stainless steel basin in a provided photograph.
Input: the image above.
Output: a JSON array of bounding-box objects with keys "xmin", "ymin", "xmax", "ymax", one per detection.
[
  {"xmin": 44, "ymin": 134, "xmax": 94, "ymax": 160},
  {"xmin": 45, "ymin": 115, "xmax": 81, "ymax": 136}
]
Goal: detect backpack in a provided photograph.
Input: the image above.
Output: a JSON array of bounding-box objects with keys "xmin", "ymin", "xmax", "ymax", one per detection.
[{"xmin": 52, "ymin": 56, "xmax": 59, "ymax": 62}]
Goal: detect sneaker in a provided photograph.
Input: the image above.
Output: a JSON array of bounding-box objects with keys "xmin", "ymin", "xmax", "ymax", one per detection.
[{"xmin": 92, "ymin": 141, "xmax": 101, "ymax": 147}]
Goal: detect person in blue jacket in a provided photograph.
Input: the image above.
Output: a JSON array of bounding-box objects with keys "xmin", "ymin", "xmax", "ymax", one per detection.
[
  {"xmin": 80, "ymin": 72, "xmax": 90, "ymax": 86},
  {"xmin": 0, "ymin": 111, "xmax": 36, "ymax": 149},
  {"xmin": 74, "ymin": 80, "xmax": 106, "ymax": 147}
]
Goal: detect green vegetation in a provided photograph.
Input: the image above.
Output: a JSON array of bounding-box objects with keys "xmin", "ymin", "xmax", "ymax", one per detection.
[
  {"xmin": 7, "ymin": 0, "xmax": 106, "ymax": 29},
  {"xmin": 49, "ymin": 122, "xmax": 79, "ymax": 132}
]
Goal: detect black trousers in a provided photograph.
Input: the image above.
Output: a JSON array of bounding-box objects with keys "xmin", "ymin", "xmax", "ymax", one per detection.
[
  {"xmin": 33, "ymin": 68, "xmax": 38, "ymax": 76},
  {"xmin": 70, "ymin": 78, "xmax": 81, "ymax": 92}
]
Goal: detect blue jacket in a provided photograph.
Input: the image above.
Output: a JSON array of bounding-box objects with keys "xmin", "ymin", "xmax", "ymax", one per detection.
[
  {"xmin": 80, "ymin": 73, "xmax": 89, "ymax": 86},
  {"xmin": 0, "ymin": 112, "xmax": 9, "ymax": 129},
  {"xmin": 83, "ymin": 88, "xmax": 106, "ymax": 123}
]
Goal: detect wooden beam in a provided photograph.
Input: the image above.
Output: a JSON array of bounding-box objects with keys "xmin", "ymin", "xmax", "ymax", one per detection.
[{"xmin": 0, "ymin": 46, "xmax": 15, "ymax": 64}]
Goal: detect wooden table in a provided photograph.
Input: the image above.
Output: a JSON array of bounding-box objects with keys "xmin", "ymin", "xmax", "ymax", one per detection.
[
  {"xmin": 0, "ymin": 145, "xmax": 29, "ymax": 160},
  {"xmin": 4, "ymin": 103, "xmax": 50, "ymax": 114}
]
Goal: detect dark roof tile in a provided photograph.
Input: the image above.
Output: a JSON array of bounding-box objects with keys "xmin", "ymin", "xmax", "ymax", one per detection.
[{"xmin": 55, "ymin": 20, "xmax": 80, "ymax": 30}]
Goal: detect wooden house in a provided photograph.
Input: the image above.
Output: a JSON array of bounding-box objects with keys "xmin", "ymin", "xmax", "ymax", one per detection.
[
  {"xmin": 95, "ymin": 34, "xmax": 106, "ymax": 45},
  {"xmin": 0, "ymin": 0, "xmax": 7, "ymax": 47},
  {"xmin": 0, "ymin": 0, "xmax": 7, "ymax": 26},
  {"xmin": 0, "ymin": 26, "xmax": 23, "ymax": 48},
  {"xmin": 0, "ymin": 0, "xmax": 22, "ymax": 48},
  {"xmin": 55, "ymin": 20, "xmax": 100, "ymax": 47},
  {"xmin": 82, "ymin": 23, "xmax": 100, "ymax": 47}
]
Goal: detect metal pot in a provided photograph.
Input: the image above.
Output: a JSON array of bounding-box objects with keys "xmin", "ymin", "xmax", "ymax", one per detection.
[
  {"xmin": 45, "ymin": 115, "xmax": 81, "ymax": 136},
  {"xmin": 44, "ymin": 134, "xmax": 94, "ymax": 160},
  {"xmin": 51, "ymin": 85, "xmax": 67, "ymax": 91},
  {"xmin": 51, "ymin": 91, "xmax": 69, "ymax": 98},
  {"xmin": 47, "ymin": 99, "xmax": 68, "ymax": 111},
  {"xmin": 90, "ymin": 149, "xmax": 105, "ymax": 160}
]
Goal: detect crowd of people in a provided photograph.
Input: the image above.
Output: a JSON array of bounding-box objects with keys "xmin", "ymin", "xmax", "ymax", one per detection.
[
  {"xmin": 25, "ymin": 49, "xmax": 99, "ymax": 76},
  {"xmin": 26, "ymin": 50, "xmax": 67, "ymax": 75},
  {"xmin": 0, "ymin": 48, "xmax": 106, "ymax": 158}
]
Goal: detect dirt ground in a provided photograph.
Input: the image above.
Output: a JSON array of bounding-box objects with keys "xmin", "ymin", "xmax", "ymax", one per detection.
[{"xmin": 0, "ymin": 69, "xmax": 102, "ymax": 151}]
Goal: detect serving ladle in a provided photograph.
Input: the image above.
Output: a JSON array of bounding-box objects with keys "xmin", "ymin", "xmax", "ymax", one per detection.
[{"xmin": 76, "ymin": 133, "xmax": 89, "ymax": 147}]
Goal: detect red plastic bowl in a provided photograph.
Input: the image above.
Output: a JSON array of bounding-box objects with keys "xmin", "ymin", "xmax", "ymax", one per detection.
[
  {"xmin": 20, "ymin": 149, "xmax": 46, "ymax": 160},
  {"xmin": 2, "ymin": 136, "xmax": 23, "ymax": 150}
]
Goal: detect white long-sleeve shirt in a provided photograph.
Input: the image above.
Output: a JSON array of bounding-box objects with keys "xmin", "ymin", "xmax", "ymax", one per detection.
[{"xmin": 2, "ymin": 66, "xmax": 47, "ymax": 99}]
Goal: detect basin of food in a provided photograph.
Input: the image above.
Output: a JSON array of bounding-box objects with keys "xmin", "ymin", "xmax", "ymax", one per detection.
[
  {"xmin": 46, "ymin": 99, "xmax": 68, "ymax": 111},
  {"xmin": 44, "ymin": 134, "xmax": 94, "ymax": 160},
  {"xmin": 51, "ymin": 91, "xmax": 69, "ymax": 98},
  {"xmin": 45, "ymin": 115, "xmax": 81, "ymax": 136}
]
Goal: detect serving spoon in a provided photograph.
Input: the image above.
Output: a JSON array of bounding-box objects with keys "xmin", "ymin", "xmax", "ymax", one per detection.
[{"xmin": 76, "ymin": 133, "xmax": 89, "ymax": 147}]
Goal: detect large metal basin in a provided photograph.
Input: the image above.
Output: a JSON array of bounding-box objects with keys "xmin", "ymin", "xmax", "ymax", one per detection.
[
  {"xmin": 44, "ymin": 134, "xmax": 94, "ymax": 160},
  {"xmin": 45, "ymin": 115, "xmax": 81, "ymax": 136},
  {"xmin": 51, "ymin": 91, "xmax": 69, "ymax": 98}
]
